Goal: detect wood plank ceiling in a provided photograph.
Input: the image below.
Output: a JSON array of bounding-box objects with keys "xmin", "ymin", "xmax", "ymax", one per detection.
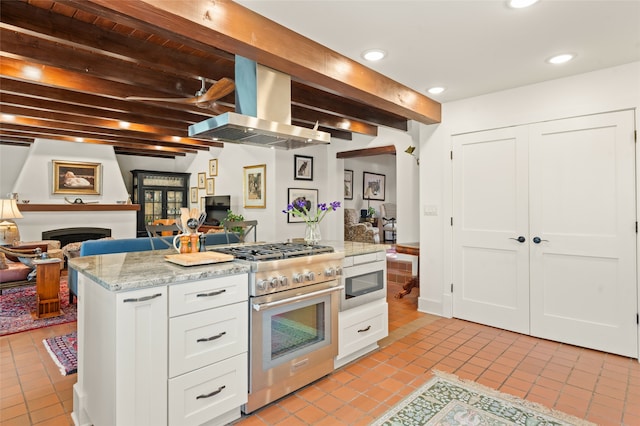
[{"xmin": 0, "ymin": 0, "xmax": 441, "ymax": 158}]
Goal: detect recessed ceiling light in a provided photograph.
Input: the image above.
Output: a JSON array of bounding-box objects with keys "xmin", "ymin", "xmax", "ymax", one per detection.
[
  {"xmin": 362, "ymin": 49, "xmax": 386, "ymax": 62},
  {"xmin": 547, "ymin": 53, "xmax": 575, "ymax": 64},
  {"xmin": 427, "ymin": 87, "xmax": 446, "ymax": 95},
  {"xmin": 508, "ymin": 0, "xmax": 539, "ymax": 8}
]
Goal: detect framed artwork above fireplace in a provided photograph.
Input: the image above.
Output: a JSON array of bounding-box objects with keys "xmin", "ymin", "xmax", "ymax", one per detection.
[{"xmin": 52, "ymin": 160, "xmax": 101, "ymax": 195}]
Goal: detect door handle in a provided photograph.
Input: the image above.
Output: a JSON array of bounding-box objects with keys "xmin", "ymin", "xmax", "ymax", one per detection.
[
  {"xmin": 509, "ymin": 236, "xmax": 526, "ymax": 243},
  {"xmin": 532, "ymin": 237, "xmax": 549, "ymax": 244}
]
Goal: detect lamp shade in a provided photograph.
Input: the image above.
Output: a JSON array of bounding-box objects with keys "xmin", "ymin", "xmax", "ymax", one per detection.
[
  {"xmin": 364, "ymin": 186, "xmax": 374, "ymax": 199},
  {"xmin": 0, "ymin": 199, "xmax": 23, "ymax": 220}
]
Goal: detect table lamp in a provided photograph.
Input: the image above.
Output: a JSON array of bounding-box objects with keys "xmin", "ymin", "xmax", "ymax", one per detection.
[
  {"xmin": 364, "ymin": 186, "xmax": 374, "ymax": 212},
  {"xmin": 0, "ymin": 199, "xmax": 23, "ymax": 246}
]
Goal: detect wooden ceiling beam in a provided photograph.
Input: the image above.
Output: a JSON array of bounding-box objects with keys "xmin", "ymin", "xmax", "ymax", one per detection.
[
  {"xmin": 0, "ymin": 103, "xmax": 218, "ymax": 147},
  {"xmin": 1, "ymin": 0, "xmax": 235, "ymax": 82},
  {"xmin": 70, "ymin": 0, "xmax": 441, "ymax": 125},
  {"xmin": 0, "ymin": 119, "xmax": 208, "ymax": 152},
  {"xmin": 0, "ymin": 78, "xmax": 216, "ymax": 124},
  {"xmin": 0, "ymin": 126, "xmax": 198, "ymax": 155},
  {"xmin": 337, "ymin": 145, "xmax": 397, "ymax": 158}
]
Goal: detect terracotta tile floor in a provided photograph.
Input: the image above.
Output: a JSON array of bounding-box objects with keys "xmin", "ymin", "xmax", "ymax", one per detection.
[{"xmin": 2, "ymin": 258, "xmax": 639, "ymax": 425}]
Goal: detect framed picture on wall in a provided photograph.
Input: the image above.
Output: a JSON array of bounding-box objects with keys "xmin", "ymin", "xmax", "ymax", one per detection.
[
  {"xmin": 243, "ymin": 164, "xmax": 266, "ymax": 208},
  {"xmin": 287, "ymin": 188, "xmax": 318, "ymax": 223},
  {"xmin": 363, "ymin": 171, "xmax": 385, "ymax": 201},
  {"xmin": 209, "ymin": 159, "xmax": 218, "ymax": 176},
  {"xmin": 52, "ymin": 160, "xmax": 101, "ymax": 195},
  {"xmin": 198, "ymin": 172, "xmax": 206, "ymax": 189},
  {"xmin": 344, "ymin": 169, "xmax": 353, "ymax": 200},
  {"xmin": 206, "ymin": 178, "xmax": 215, "ymax": 195},
  {"xmin": 294, "ymin": 155, "xmax": 313, "ymax": 180},
  {"xmin": 190, "ymin": 187, "xmax": 198, "ymax": 204}
]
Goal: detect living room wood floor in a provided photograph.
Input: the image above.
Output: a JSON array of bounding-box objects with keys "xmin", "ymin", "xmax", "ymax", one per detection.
[{"xmin": 1, "ymin": 254, "xmax": 638, "ymax": 426}]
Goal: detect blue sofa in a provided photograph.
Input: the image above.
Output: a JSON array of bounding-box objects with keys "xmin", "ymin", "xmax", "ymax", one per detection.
[{"xmin": 67, "ymin": 233, "xmax": 239, "ymax": 303}]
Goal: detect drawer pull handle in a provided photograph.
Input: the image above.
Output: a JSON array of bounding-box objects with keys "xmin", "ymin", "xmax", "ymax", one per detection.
[
  {"xmin": 197, "ymin": 331, "xmax": 226, "ymax": 342},
  {"xmin": 358, "ymin": 325, "xmax": 372, "ymax": 333},
  {"xmin": 196, "ymin": 289, "xmax": 226, "ymax": 297},
  {"xmin": 196, "ymin": 385, "xmax": 226, "ymax": 400},
  {"xmin": 123, "ymin": 293, "xmax": 162, "ymax": 303}
]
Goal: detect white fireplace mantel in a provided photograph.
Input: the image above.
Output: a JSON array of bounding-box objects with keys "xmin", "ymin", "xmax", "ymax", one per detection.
[{"xmin": 16, "ymin": 204, "xmax": 139, "ymax": 242}]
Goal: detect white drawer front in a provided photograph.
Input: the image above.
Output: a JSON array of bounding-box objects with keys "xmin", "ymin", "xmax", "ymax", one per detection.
[
  {"xmin": 352, "ymin": 252, "xmax": 377, "ymax": 265},
  {"xmin": 339, "ymin": 300, "xmax": 388, "ymax": 358},
  {"xmin": 169, "ymin": 301, "xmax": 248, "ymax": 378},
  {"xmin": 168, "ymin": 353, "xmax": 248, "ymax": 426},
  {"xmin": 169, "ymin": 274, "xmax": 248, "ymax": 317}
]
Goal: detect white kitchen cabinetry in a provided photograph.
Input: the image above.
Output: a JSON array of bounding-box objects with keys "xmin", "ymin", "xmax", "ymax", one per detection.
[
  {"xmin": 83, "ymin": 284, "xmax": 168, "ymax": 426},
  {"xmin": 336, "ymin": 298, "xmax": 388, "ymax": 367},
  {"xmin": 335, "ymin": 251, "xmax": 388, "ymax": 368},
  {"xmin": 168, "ymin": 275, "xmax": 248, "ymax": 425},
  {"xmin": 79, "ymin": 273, "xmax": 248, "ymax": 426}
]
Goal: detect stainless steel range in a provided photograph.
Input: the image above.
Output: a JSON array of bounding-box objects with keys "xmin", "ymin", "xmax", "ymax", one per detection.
[{"xmin": 210, "ymin": 242, "xmax": 344, "ymax": 414}]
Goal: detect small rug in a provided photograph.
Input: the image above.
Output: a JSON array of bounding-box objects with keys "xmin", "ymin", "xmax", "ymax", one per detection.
[
  {"xmin": 43, "ymin": 331, "xmax": 77, "ymax": 375},
  {"xmin": 372, "ymin": 370, "xmax": 595, "ymax": 426},
  {"xmin": 0, "ymin": 277, "xmax": 77, "ymax": 336}
]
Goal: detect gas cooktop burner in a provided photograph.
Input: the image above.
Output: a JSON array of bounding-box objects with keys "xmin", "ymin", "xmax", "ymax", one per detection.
[{"xmin": 211, "ymin": 242, "xmax": 334, "ymax": 261}]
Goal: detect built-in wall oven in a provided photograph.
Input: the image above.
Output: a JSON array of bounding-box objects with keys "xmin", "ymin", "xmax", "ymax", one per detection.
[
  {"xmin": 341, "ymin": 251, "xmax": 387, "ymax": 311},
  {"xmin": 210, "ymin": 243, "xmax": 343, "ymax": 414}
]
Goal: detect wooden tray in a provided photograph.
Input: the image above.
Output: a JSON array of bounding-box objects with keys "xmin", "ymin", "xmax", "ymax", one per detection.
[{"xmin": 165, "ymin": 251, "xmax": 234, "ymax": 266}]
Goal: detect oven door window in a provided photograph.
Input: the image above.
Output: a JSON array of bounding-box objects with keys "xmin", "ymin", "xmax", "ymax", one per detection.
[
  {"xmin": 345, "ymin": 270, "xmax": 384, "ymax": 299},
  {"xmin": 262, "ymin": 294, "xmax": 332, "ymax": 369}
]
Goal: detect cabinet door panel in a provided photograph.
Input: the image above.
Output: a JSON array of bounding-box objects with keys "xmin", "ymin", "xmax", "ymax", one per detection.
[
  {"xmin": 529, "ymin": 111, "xmax": 637, "ymax": 357},
  {"xmin": 115, "ymin": 287, "xmax": 168, "ymax": 426},
  {"xmin": 452, "ymin": 126, "xmax": 530, "ymax": 334}
]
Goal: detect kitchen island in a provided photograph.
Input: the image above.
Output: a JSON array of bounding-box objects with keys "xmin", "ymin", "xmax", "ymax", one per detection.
[
  {"xmin": 68, "ymin": 241, "xmax": 388, "ymax": 426},
  {"xmin": 69, "ymin": 249, "xmax": 250, "ymax": 426}
]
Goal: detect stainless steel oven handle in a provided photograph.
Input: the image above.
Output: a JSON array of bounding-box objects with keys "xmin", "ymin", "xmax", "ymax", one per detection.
[{"xmin": 252, "ymin": 285, "xmax": 344, "ymax": 311}]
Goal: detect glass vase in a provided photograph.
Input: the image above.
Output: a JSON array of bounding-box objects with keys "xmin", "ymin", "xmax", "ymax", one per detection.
[{"xmin": 304, "ymin": 221, "xmax": 321, "ymax": 245}]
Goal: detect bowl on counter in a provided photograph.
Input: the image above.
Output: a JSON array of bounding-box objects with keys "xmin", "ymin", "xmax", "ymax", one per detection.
[{"xmin": 21, "ymin": 200, "xmax": 30, "ymax": 204}]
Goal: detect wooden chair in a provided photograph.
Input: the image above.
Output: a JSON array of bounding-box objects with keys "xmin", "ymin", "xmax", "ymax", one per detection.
[
  {"xmin": 145, "ymin": 222, "xmax": 180, "ymax": 250},
  {"xmin": 223, "ymin": 220, "xmax": 257, "ymax": 243}
]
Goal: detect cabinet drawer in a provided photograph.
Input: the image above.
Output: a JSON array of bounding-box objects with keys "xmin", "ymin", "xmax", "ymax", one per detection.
[
  {"xmin": 169, "ymin": 301, "xmax": 248, "ymax": 378},
  {"xmin": 352, "ymin": 252, "xmax": 377, "ymax": 265},
  {"xmin": 338, "ymin": 299, "xmax": 388, "ymax": 358},
  {"xmin": 168, "ymin": 353, "xmax": 247, "ymax": 426},
  {"xmin": 169, "ymin": 274, "xmax": 248, "ymax": 317}
]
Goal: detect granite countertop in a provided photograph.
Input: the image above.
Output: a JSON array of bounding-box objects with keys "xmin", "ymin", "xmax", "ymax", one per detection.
[
  {"xmin": 69, "ymin": 241, "xmax": 388, "ymax": 293},
  {"xmin": 68, "ymin": 249, "xmax": 250, "ymax": 293}
]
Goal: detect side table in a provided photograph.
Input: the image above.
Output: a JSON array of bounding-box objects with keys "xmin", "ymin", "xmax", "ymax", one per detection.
[
  {"xmin": 395, "ymin": 242, "xmax": 419, "ymax": 299},
  {"xmin": 32, "ymin": 258, "xmax": 62, "ymax": 319}
]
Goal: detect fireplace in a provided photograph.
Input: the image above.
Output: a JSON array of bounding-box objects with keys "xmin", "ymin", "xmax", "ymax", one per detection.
[{"xmin": 42, "ymin": 227, "xmax": 112, "ymax": 248}]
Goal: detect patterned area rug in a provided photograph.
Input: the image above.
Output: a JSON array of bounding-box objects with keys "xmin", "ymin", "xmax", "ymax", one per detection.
[
  {"xmin": 0, "ymin": 277, "xmax": 77, "ymax": 336},
  {"xmin": 372, "ymin": 370, "xmax": 595, "ymax": 426},
  {"xmin": 43, "ymin": 331, "xmax": 77, "ymax": 375}
]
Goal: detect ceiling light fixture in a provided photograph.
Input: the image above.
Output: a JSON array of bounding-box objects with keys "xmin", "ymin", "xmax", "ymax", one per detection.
[
  {"xmin": 547, "ymin": 53, "xmax": 575, "ymax": 64},
  {"xmin": 427, "ymin": 87, "xmax": 446, "ymax": 95},
  {"xmin": 508, "ymin": 0, "xmax": 539, "ymax": 8},
  {"xmin": 362, "ymin": 49, "xmax": 386, "ymax": 62}
]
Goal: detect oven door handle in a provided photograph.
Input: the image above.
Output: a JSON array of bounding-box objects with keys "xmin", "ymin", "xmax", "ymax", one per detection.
[{"xmin": 252, "ymin": 285, "xmax": 344, "ymax": 311}]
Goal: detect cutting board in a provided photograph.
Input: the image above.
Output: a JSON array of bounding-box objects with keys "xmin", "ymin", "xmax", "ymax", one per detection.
[{"xmin": 165, "ymin": 251, "xmax": 234, "ymax": 266}]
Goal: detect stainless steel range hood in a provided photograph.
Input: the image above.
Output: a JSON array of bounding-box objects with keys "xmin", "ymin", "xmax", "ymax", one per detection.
[{"xmin": 189, "ymin": 56, "xmax": 330, "ymax": 149}]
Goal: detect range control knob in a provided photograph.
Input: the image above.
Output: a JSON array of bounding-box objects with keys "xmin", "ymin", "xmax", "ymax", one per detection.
[
  {"xmin": 292, "ymin": 273, "xmax": 303, "ymax": 283},
  {"xmin": 256, "ymin": 280, "xmax": 268, "ymax": 291},
  {"xmin": 279, "ymin": 276, "xmax": 289, "ymax": 288},
  {"xmin": 335, "ymin": 266, "xmax": 343, "ymax": 276},
  {"xmin": 304, "ymin": 271, "xmax": 315, "ymax": 281},
  {"xmin": 269, "ymin": 277, "xmax": 279, "ymax": 289},
  {"xmin": 324, "ymin": 267, "xmax": 336, "ymax": 277}
]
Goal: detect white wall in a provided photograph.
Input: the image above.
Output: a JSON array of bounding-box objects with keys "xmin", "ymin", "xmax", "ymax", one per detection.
[
  {"xmin": 419, "ymin": 61, "xmax": 640, "ymax": 317},
  {"xmin": 2, "ymin": 126, "xmax": 419, "ymax": 244},
  {"xmin": 344, "ymin": 154, "xmax": 396, "ymax": 216}
]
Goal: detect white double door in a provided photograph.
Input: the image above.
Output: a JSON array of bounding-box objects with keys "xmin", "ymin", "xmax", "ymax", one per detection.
[{"xmin": 452, "ymin": 110, "xmax": 637, "ymax": 358}]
